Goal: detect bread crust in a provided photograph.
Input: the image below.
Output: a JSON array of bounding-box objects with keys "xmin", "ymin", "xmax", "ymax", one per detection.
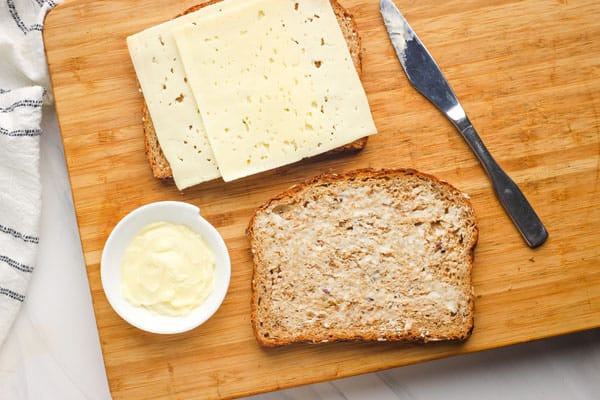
[
  {"xmin": 247, "ymin": 168, "xmax": 478, "ymax": 347},
  {"xmin": 142, "ymin": 0, "xmax": 369, "ymax": 180}
]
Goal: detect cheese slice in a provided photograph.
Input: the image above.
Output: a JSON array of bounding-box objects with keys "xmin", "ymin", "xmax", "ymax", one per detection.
[
  {"xmin": 127, "ymin": 8, "xmax": 227, "ymax": 190},
  {"xmin": 172, "ymin": 0, "xmax": 377, "ymax": 182}
]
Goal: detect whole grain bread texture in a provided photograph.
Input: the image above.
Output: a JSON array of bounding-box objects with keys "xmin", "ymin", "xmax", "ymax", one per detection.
[
  {"xmin": 247, "ymin": 168, "xmax": 478, "ymax": 347},
  {"xmin": 144, "ymin": 0, "xmax": 368, "ymax": 180}
]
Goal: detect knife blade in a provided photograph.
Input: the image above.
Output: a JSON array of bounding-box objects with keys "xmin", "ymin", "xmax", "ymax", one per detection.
[{"xmin": 380, "ymin": 0, "xmax": 548, "ymax": 248}]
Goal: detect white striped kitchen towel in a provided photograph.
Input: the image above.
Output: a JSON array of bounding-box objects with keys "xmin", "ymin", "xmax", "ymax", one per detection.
[{"xmin": 0, "ymin": 0, "xmax": 59, "ymax": 348}]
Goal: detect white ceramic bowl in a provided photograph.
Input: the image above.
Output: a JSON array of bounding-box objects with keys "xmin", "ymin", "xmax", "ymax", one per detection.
[{"xmin": 100, "ymin": 201, "xmax": 231, "ymax": 334}]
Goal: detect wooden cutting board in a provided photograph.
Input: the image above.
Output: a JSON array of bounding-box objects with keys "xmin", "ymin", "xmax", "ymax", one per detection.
[{"xmin": 43, "ymin": 0, "xmax": 600, "ymax": 398}]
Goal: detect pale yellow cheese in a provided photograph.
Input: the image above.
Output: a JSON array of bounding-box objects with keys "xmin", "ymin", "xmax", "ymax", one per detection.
[
  {"xmin": 126, "ymin": 9, "xmax": 224, "ymax": 190},
  {"xmin": 171, "ymin": 0, "xmax": 377, "ymax": 182}
]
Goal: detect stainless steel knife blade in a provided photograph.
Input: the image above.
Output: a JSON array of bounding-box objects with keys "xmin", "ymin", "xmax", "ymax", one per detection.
[{"xmin": 380, "ymin": 0, "xmax": 548, "ymax": 248}]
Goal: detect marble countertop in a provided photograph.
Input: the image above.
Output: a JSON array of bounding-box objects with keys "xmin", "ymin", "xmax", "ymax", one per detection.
[{"xmin": 0, "ymin": 105, "xmax": 598, "ymax": 399}]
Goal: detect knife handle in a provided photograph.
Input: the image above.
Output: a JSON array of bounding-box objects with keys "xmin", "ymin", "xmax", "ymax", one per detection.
[{"xmin": 459, "ymin": 124, "xmax": 548, "ymax": 248}]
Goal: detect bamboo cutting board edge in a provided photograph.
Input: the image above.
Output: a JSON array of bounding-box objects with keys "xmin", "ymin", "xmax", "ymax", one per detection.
[{"xmin": 43, "ymin": 0, "xmax": 600, "ymax": 398}]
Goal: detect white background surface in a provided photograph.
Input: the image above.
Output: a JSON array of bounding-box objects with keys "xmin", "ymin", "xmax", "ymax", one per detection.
[{"xmin": 0, "ymin": 105, "xmax": 598, "ymax": 399}]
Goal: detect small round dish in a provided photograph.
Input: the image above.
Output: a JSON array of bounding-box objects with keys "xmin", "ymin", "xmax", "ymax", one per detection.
[{"xmin": 100, "ymin": 201, "xmax": 231, "ymax": 334}]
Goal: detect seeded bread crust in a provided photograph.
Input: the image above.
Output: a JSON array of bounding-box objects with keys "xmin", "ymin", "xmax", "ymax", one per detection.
[
  {"xmin": 143, "ymin": 0, "xmax": 369, "ymax": 180},
  {"xmin": 247, "ymin": 168, "xmax": 478, "ymax": 347}
]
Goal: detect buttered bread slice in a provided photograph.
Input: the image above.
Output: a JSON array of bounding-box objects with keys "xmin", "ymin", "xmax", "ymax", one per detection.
[{"xmin": 248, "ymin": 169, "xmax": 478, "ymax": 346}]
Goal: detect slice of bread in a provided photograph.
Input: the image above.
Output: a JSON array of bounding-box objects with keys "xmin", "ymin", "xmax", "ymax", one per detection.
[
  {"xmin": 143, "ymin": 0, "xmax": 369, "ymax": 180},
  {"xmin": 247, "ymin": 168, "xmax": 478, "ymax": 347}
]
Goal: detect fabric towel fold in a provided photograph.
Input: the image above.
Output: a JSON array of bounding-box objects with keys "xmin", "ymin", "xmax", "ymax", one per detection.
[{"xmin": 0, "ymin": 0, "xmax": 59, "ymax": 348}]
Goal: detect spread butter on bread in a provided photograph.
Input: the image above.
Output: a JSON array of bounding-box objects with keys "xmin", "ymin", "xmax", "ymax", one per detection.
[{"xmin": 247, "ymin": 168, "xmax": 478, "ymax": 346}]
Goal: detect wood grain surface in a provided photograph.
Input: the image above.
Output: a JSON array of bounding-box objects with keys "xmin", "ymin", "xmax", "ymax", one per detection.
[{"xmin": 43, "ymin": 0, "xmax": 600, "ymax": 399}]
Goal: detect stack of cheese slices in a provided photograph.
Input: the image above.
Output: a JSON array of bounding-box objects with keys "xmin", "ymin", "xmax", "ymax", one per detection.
[{"xmin": 127, "ymin": 0, "xmax": 377, "ymax": 190}]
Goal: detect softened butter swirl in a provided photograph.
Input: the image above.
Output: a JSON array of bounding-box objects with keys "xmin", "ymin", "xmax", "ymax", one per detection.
[{"xmin": 121, "ymin": 221, "xmax": 215, "ymax": 316}]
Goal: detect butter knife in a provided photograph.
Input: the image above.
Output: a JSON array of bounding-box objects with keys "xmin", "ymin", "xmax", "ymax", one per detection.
[{"xmin": 380, "ymin": 0, "xmax": 548, "ymax": 248}]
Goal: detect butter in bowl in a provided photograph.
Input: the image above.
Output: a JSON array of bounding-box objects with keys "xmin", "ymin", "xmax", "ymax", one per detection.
[{"xmin": 100, "ymin": 201, "xmax": 231, "ymax": 334}]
